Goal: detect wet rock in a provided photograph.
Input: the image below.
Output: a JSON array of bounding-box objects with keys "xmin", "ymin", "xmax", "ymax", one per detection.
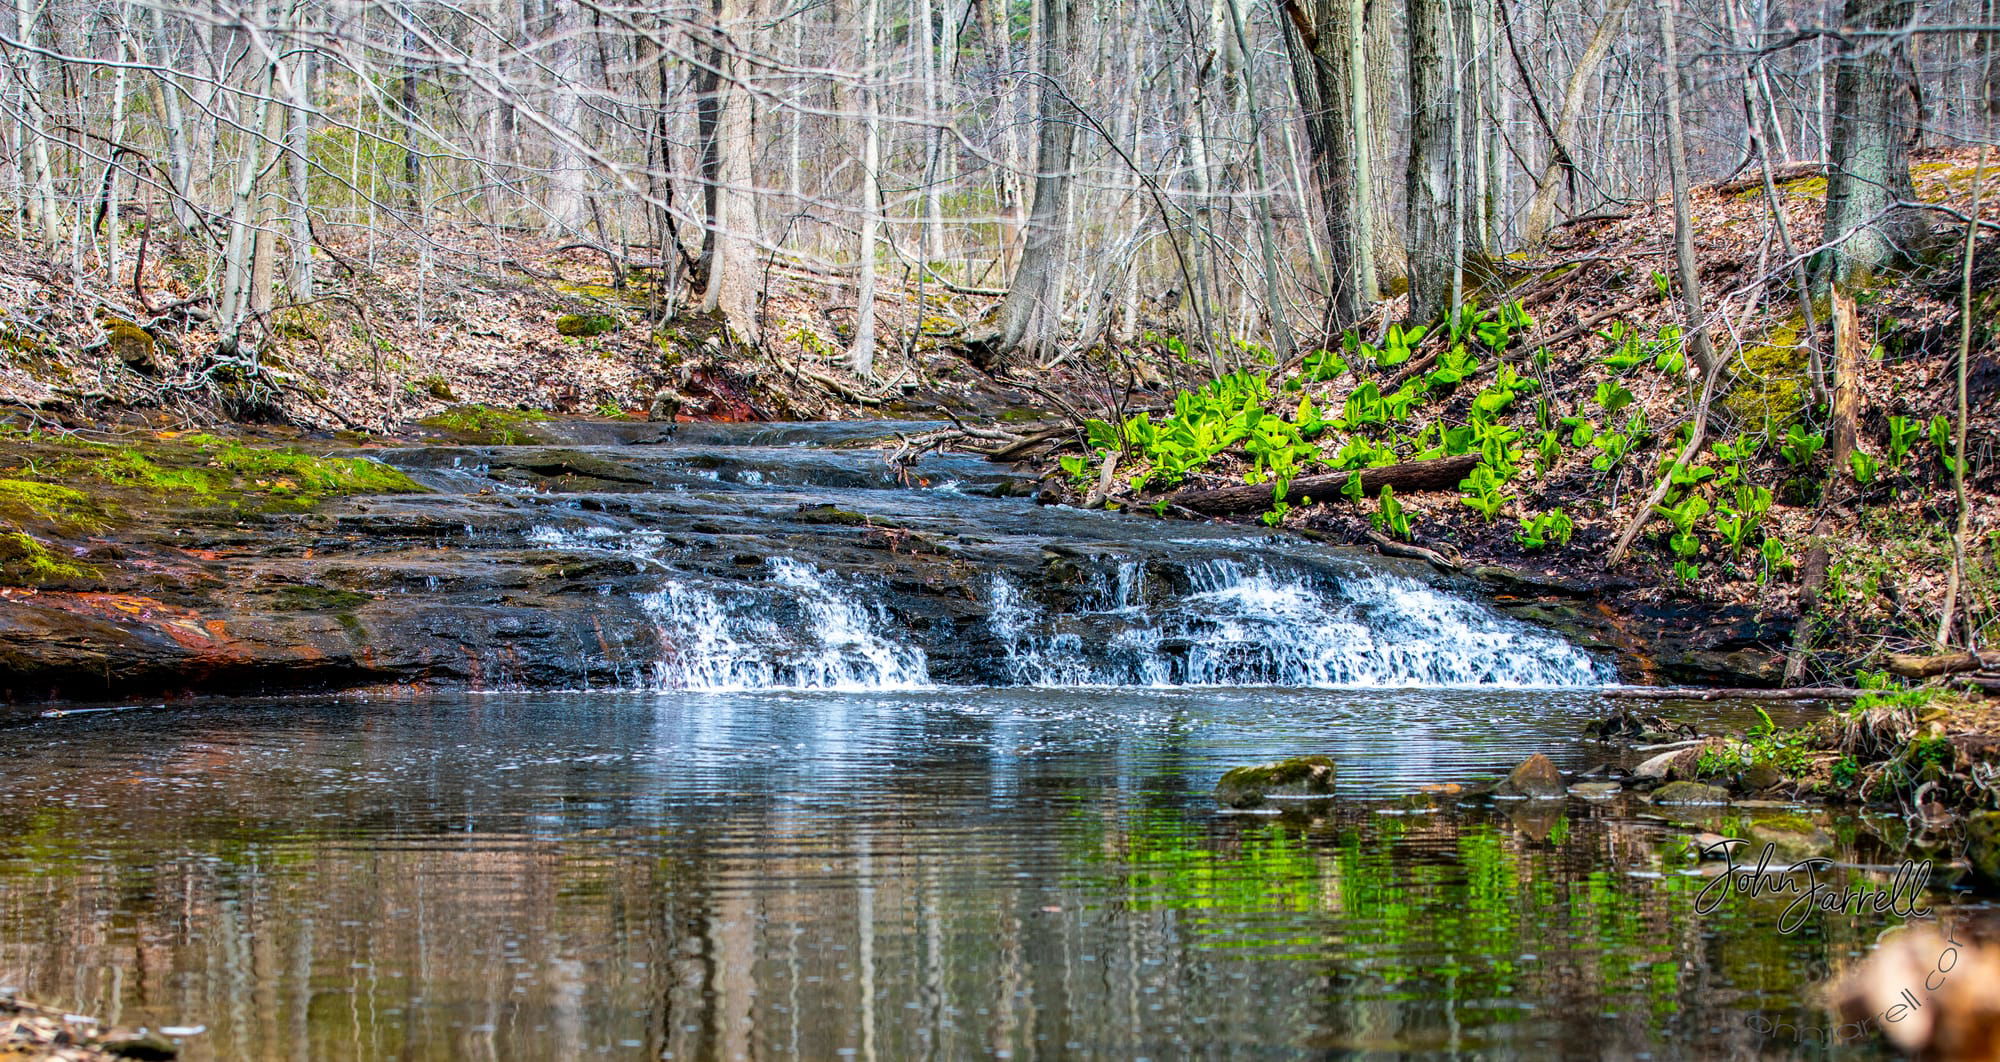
[
  {"xmin": 1649, "ymin": 781, "xmax": 1732, "ymax": 806},
  {"xmin": 1569, "ymin": 781, "xmax": 1622, "ymax": 799},
  {"xmin": 1634, "ymin": 745, "xmax": 1701, "ymax": 780},
  {"xmin": 1970, "ymin": 812, "xmax": 2000, "ymax": 889},
  {"xmin": 1736, "ymin": 763, "xmax": 1785, "ymax": 793},
  {"xmin": 103, "ymin": 1033, "xmax": 179, "ymax": 1059},
  {"xmin": 1493, "ymin": 753, "xmax": 1565, "ymax": 799},
  {"xmin": 1214, "ymin": 756, "xmax": 1336, "ymax": 809}
]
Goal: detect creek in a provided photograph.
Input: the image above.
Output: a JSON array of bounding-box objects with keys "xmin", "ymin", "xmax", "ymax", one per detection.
[{"xmin": 0, "ymin": 423, "xmax": 1962, "ymax": 1058}]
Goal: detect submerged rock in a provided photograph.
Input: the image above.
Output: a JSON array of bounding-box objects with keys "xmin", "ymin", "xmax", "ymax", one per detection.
[
  {"xmin": 1493, "ymin": 753, "xmax": 1566, "ymax": 799},
  {"xmin": 1569, "ymin": 781, "xmax": 1623, "ymax": 799},
  {"xmin": 1971, "ymin": 812, "xmax": 2000, "ymax": 888},
  {"xmin": 1214, "ymin": 756, "xmax": 1337, "ymax": 809},
  {"xmin": 1649, "ymin": 781, "xmax": 1732, "ymax": 806}
]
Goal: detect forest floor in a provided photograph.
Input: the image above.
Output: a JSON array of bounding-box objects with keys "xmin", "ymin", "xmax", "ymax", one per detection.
[{"xmin": 1029, "ymin": 146, "xmax": 2000, "ymax": 695}]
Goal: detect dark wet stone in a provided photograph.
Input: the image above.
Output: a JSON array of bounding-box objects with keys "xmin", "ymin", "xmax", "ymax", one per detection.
[{"xmin": 1215, "ymin": 756, "xmax": 1337, "ymax": 809}]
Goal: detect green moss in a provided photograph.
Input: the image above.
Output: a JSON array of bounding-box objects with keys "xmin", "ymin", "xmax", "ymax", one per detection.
[
  {"xmin": 0, "ymin": 479, "xmax": 98, "ymax": 530},
  {"xmin": 0, "ymin": 531, "xmax": 95, "ymax": 586},
  {"xmin": 268, "ymin": 584, "xmax": 372, "ymax": 611},
  {"xmin": 417, "ymin": 404, "xmax": 552, "ymax": 445},
  {"xmin": 796, "ymin": 505, "xmax": 873, "ymax": 526},
  {"xmin": 556, "ymin": 312, "xmax": 620, "ymax": 337},
  {"xmin": 1740, "ymin": 174, "xmax": 1827, "ymax": 202},
  {"xmin": 1722, "ymin": 317, "xmax": 1809, "ymax": 429}
]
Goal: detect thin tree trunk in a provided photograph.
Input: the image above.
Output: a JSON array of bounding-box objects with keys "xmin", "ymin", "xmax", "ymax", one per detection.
[
  {"xmin": 1405, "ymin": 0, "xmax": 1455, "ymax": 323},
  {"xmin": 848, "ymin": 0, "xmax": 883, "ymax": 376},
  {"xmin": 1519, "ymin": 0, "xmax": 1631, "ymax": 246}
]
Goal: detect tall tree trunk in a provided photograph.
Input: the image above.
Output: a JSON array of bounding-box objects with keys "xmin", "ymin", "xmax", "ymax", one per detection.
[
  {"xmin": 1282, "ymin": 0, "xmax": 1366, "ymax": 331},
  {"xmin": 1404, "ymin": 0, "xmax": 1455, "ymax": 323},
  {"xmin": 848, "ymin": 0, "xmax": 883, "ymax": 376},
  {"xmin": 990, "ymin": 0, "xmax": 1078, "ymax": 362},
  {"xmin": 701, "ymin": 0, "xmax": 761, "ymax": 342},
  {"xmin": 1823, "ymin": 0, "xmax": 1925, "ymax": 284},
  {"xmin": 1518, "ymin": 0, "xmax": 1631, "ymax": 246}
]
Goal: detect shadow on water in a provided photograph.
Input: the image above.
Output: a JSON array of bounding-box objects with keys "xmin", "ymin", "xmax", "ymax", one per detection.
[{"xmin": 0, "ymin": 689, "xmax": 1983, "ymax": 1060}]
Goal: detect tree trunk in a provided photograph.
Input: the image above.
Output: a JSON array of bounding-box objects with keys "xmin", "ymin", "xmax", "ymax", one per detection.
[
  {"xmin": 990, "ymin": 0, "xmax": 1078, "ymax": 363},
  {"xmin": 700, "ymin": 0, "xmax": 761, "ymax": 342},
  {"xmin": 1404, "ymin": 0, "xmax": 1455, "ymax": 323},
  {"xmin": 1282, "ymin": 0, "xmax": 1367, "ymax": 331},
  {"xmin": 1519, "ymin": 0, "xmax": 1631, "ymax": 246},
  {"xmin": 848, "ymin": 0, "xmax": 883, "ymax": 376},
  {"xmin": 1823, "ymin": 0, "xmax": 1926, "ymax": 284}
]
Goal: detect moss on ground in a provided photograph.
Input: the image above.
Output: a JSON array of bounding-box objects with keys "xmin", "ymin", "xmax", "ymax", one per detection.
[
  {"xmin": 1721, "ymin": 316, "xmax": 1809, "ymax": 430},
  {"xmin": 417, "ymin": 404, "xmax": 553, "ymax": 444},
  {"xmin": 0, "ymin": 530, "xmax": 95, "ymax": 586}
]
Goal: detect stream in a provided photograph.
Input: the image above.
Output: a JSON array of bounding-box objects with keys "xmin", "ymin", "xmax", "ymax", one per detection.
[{"xmin": 0, "ymin": 423, "xmax": 1979, "ymax": 1059}]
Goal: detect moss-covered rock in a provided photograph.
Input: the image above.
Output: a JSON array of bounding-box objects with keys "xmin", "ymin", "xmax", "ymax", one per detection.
[
  {"xmin": 0, "ymin": 530, "xmax": 95, "ymax": 586},
  {"xmin": 1969, "ymin": 812, "xmax": 2000, "ymax": 889},
  {"xmin": 1721, "ymin": 316, "xmax": 1809, "ymax": 430},
  {"xmin": 556, "ymin": 312, "xmax": 620, "ymax": 337},
  {"xmin": 417, "ymin": 404, "xmax": 552, "ymax": 445},
  {"xmin": 1214, "ymin": 755, "xmax": 1337, "ymax": 808},
  {"xmin": 1650, "ymin": 781, "xmax": 1732, "ymax": 806}
]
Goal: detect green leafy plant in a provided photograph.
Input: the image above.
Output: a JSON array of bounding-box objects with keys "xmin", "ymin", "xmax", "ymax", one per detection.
[
  {"xmin": 1372, "ymin": 485, "xmax": 1411, "ymax": 539},
  {"xmin": 1714, "ymin": 484, "xmax": 1772, "ymax": 556},
  {"xmin": 1758, "ymin": 537, "xmax": 1791, "ymax": 583},
  {"xmin": 1780, "ymin": 424, "xmax": 1824, "ymax": 467},
  {"xmin": 1594, "ymin": 379, "xmax": 1635, "ymax": 415},
  {"xmin": 1886, "ymin": 415, "xmax": 1924, "ymax": 467},
  {"xmin": 1516, "ymin": 508, "xmax": 1575, "ymax": 550},
  {"xmin": 1654, "ymin": 493, "xmax": 1710, "ymax": 558},
  {"xmin": 1302, "ymin": 348, "xmax": 1349, "ymax": 382},
  {"xmin": 1425, "ymin": 346, "xmax": 1482, "ymax": 389},
  {"xmin": 1673, "ymin": 559, "xmax": 1700, "ymax": 585},
  {"xmin": 1848, "ymin": 449, "xmax": 1879, "ymax": 484},
  {"xmin": 1458, "ymin": 463, "xmax": 1514, "ymax": 521}
]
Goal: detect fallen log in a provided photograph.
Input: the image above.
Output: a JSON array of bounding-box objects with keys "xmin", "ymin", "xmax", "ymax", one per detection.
[
  {"xmin": 1702, "ymin": 161, "xmax": 1823, "ymax": 197},
  {"xmin": 1602, "ymin": 686, "xmax": 1866, "ymax": 701},
  {"xmin": 1165, "ymin": 453, "xmax": 1480, "ymax": 515},
  {"xmin": 1885, "ymin": 650, "xmax": 1985, "ymax": 679}
]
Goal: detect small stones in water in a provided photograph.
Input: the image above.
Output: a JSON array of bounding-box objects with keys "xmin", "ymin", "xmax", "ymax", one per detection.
[
  {"xmin": 1649, "ymin": 781, "xmax": 1732, "ymax": 806},
  {"xmin": 1492, "ymin": 754, "xmax": 1566, "ymax": 799},
  {"xmin": 1214, "ymin": 755, "xmax": 1336, "ymax": 809},
  {"xmin": 1568, "ymin": 781, "xmax": 1623, "ymax": 800},
  {"xmin": 1633, "ymin": 746, "xmax": 1701, "ymax": 781}
]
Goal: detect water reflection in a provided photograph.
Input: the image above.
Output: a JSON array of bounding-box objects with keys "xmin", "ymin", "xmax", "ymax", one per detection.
[{"xmin": 0, "ymin": 691, "xmax": 1976, "ymax": 1059}]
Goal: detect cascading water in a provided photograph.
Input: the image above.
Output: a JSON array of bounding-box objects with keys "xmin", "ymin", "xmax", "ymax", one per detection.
[
  {"xmin": 987, "ymin": 559, "xmax": 1608, "ymax": 689},
  {"xmin": 640, "ymin": 558, "xmax": 930, "ymax": 691},
  {"xmin": 625, "ymin": 543, "xmax": 1606, "ymax": 691}
]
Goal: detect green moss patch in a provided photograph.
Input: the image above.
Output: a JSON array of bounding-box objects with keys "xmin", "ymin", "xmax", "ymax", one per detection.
[
  {"xmin": 0, "ymin": 531, "xmax": 95, "ymax": 586},
  {"xmin": 556, "ymin": 312, "xmax": 621, "ymax": 338},
  {"xmin": 1721, "ymin": 317, "xmax": 1809, "ymax": 430},
  {"xmin": 417, "ymin": 404, "xmax": 552, "ymax": 445}
]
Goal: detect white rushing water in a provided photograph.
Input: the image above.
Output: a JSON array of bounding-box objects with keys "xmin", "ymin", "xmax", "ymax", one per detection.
[
  {"xmin": 992, "ymin": 560, "xmax": 1608, "ymax": 688},
  {"xmin": 634, "ymin": 552, "xmax": 1606, "ymax": 692},
  {"xmin": 640, "ymin": 558, "xmax": 931, "ymax": 691}
]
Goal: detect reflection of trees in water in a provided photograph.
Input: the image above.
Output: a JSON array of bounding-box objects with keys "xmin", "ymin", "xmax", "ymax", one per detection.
[
  {"xmin": 0, "ymin": 698, "xmax": 1946, "ymax": 1060},
  {"xmin": 0, "ymin": 772, "xmax": 1925, "ymax": 1061}
]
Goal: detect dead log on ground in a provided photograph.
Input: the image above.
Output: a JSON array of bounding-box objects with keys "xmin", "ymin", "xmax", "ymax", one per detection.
[{"xmin": 1165, "ymin": 453, "xmax": 1479, "ymax": 514}]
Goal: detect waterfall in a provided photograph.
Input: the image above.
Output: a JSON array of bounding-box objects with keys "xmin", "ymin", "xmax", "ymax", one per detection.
[
  {"xmin": 640, "ymin": 558, "xmax": 931, "ymax": 691},
  {"xmin": 987, "ymin": 560, "xmax": 1608, "ymax": 689},
  {"xmin": 629, "ymin": 549, "xmax": 1604, "ymax": 692}
]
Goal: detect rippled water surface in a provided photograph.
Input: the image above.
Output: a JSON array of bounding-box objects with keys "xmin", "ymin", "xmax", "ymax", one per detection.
[{"xmin": 0, "ymin": 689, "xmax": 1977, "ymax": 1060}]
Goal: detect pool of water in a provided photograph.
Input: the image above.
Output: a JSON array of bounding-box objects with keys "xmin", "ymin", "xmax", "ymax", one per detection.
[{"xmin": 0, "ymin": 688, "xmax": 1976, "ymax": 1059}]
